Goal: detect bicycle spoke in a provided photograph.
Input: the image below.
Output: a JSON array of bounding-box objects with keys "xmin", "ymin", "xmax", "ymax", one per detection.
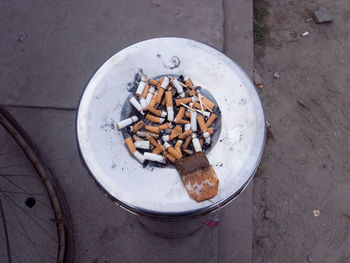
[{"xmin": 0, "ymin": 198, "xmax": 12, "ymax": 263}]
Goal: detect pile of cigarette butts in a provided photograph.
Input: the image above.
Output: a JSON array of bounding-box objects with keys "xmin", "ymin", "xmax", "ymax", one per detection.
[{"xmin": 116, "ymin": 74, "xmax": 219, "ymax": 164}]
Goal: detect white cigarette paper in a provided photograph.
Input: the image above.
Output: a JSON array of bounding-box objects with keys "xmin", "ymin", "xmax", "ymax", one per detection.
[
  {"xmin": 133, "ymin": 151, "xmax": 145, "ymax": 163},
  {"xmin": 136, "ymin": 75, "xmax": 147, "ymax": 96},
  {"xmin": 196, "ymin": 109, "xmax": 211, "ymax": 118},
  {"xmin": 116, "ymin": 116, "xmax": 138, "ymax": 129},
  {"xmin": 167, "ymin": 107, "xmax": 174, "ymax": 122},
  {"xmin": 129, "ymin": 97, "xmax": 143, "ymax": 114},
  {"xmin": 161, "ymin": 77, "xmax": 169, "ymax": 89},
  {"xmin": 192, "ymin": 135, "xmax": 202, "ymax": 152},
  {"xmin": 162, "ymin": 135, "xmax": 170, "ymax": 142},
  {"xmin": 184, "ymin": 123, "xmax": 191, "ymax": 131},
  {"xmin": 145, "ymin": 87, "xmax": 155, "ymax": 105},
  {"xmin": 144, "ymin": 152, "xmax": 166, "ymax": 163},
  {"xmin": 190, "ymin": 111, "xmax": 197, "ymax": 132},
  {"xmin": 140, "ymin": 98, "xmax": 147, "ymax": 111},
  {"xmin": 134, "ymin": 140, "xmax": 151, "ymax": 150},
  {"xmin": 205, "ymin": 137, "xmax": 211, "ymax": 145},
  {"xmin": 160, "ymin": 111, "xmax": 167, "ymax": 118},
  {"xmin": 172, "ymin": 79, "xmax": 185, "ymax": 98},
  {"xmin": 136, "ymin": 131, "xmax": 159, "ymax": 138}
]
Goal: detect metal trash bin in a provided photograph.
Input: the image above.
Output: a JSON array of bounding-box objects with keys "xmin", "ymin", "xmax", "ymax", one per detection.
[{"xmin": 76, "ymin": 38, "xmax": 265, "ymax": 238}]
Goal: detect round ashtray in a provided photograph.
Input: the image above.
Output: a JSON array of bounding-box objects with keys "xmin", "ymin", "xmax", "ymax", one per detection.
[{"xmin": 76, "ymin": 37, "xmax": 265, "ymax": 218}]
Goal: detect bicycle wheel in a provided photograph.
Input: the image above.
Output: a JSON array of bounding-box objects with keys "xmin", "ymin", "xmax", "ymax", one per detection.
[{"xmin": 0, "ymin": 106, "xmax": 73, "ymax": 263}]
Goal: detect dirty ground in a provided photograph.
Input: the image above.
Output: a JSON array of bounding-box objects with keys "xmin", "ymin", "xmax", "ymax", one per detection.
[{"xmin": 253, "ymin": 0, "xmax": 350, "ymax": 262}]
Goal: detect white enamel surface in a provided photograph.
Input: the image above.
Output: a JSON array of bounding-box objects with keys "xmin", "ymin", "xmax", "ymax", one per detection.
[{"xmin": 77, "ymin": 38, "xmax": 265, "ymax": 214}]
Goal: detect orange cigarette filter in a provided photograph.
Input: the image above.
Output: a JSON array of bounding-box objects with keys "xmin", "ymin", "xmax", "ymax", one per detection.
[
  {"xmin": 178, "ymin": 129, "xmax": 192, "ymax": 140},
  {"xmin": 185, "ymin": 111, "xmax": 191, "ymax": 119},
  {"xmin": 141, "ymin": 84, "xmax": 150, "ymax": 99},
  {"xmin": 163, "ymin": 152, "xmax": 175, "ymax": 163},
  {"xmin": 199, "ymin": 138, "xmax": 204, "ymax": 147},
  {"xmin": 125, "ymin": 137, "xmax": 136, "ymax": 155},
  {"xmin": 152, "ymin": 147, "xmax": 163, "ymax": 154},
  {"xmin": 165, "ymin": 91, "xmax": 173, "ymax": 107},
  {"xmin": 202, "ymin": 96, "xmax": 216, "ymax": 111},
  {"xmin": 175, "ymin": 97, "xmax": 193, "ymax": 106},
  {"xmin": 176, "ymin": 119, "xmax": 190, "ymax": 125},
  {"xmin": 185, "ymin": 79, "xmax": 196, "ymax": 96},
  {"xmin": 156, "ymin": 87, "xmax": 165, "ymax": 104},
  {"xmin": 158, "ymin": 77, "xmax": 164, "ymax": 84},
  {"xmin": 145, "ymin": 125, "xmax": 160, "ymax": 134},
  {"xmin": 206, "ymin": 113, "xmax": 217, "ymax": 127},
  {"xmin": 183, "ymin": 136, "xmax": 192, "ymax": 150},
  {"xmin": 146, "ymin": 136, "xmax": 165, "ymax": 152},
  {"xmin": 148, "ymin": 93, "xmax": 158, "ymax": 109},
  {"xmin": 169, "ymin": 125, "xmax": 182, "ymax": 140},
  {"xmin": 130, "ymin": 121, "xmax": 145, "ymax": 133},
  {"xmin": 159, "ymin": 122, "xmax": 172, "ymax": 130},
  {"xmin": 174, "ymin": 107, "xmax": 185, "ymax": 121},
  {"xmin": 208, "ymin": 127, "xmax": 215, "ymax": 135},
  {"xmin": 167, "ymin": 146, "xmax": 182, "ymax": 160},
  {"xmin": 149, "ymin": 79, "xmax": 158, "ymax": 86},
  {"xmin": 175, "ymin": 140, "xmax": 183, "ymax": 150},
  {"xmin": 148, "ymin": 106, "xmax": 162, "ymax": 117},
  {"xmin": 145, "ymin": 114, "xmax": 162, "ymax": 123},
  {"xmin": 197, "ymin": 115, "xmax": 208, "ymax": 133},
  {"xmin": 193, "ymin": 102, "xmax": 202, "ymax": 110}
]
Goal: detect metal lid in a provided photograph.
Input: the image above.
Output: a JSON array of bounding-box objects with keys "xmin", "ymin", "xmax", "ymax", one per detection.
[{"xmin": 76, "ymin": 38, "xmax": 265, "ymax": 218}]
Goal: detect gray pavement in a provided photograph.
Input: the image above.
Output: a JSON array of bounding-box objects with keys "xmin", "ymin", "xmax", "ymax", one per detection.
[{"xmin": 0, "ymin": 1, "xmax": 254, "ymax": 262}]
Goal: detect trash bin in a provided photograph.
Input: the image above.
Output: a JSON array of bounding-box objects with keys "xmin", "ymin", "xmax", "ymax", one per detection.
[{"xmin": 76, "ymin": 38, "xmax": 265, "ymax": 238}]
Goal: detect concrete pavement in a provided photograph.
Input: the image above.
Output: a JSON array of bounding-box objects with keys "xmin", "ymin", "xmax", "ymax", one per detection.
[{"xmin": 0, "ymin": 1, "xmax": 254, "ymax": 262}]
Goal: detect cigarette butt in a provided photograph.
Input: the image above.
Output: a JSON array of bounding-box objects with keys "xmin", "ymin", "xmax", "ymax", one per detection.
[
  {"xmin": 125, "ymin": 137, "xmax": 136, "ymax": 155},
  {"xmin": 136, "ymin": 131, "xmax": 159, "ymax": 138},
  {"xmin": 169, "ymin": 125, "xmax": 182, "ymax": 140},
  {"xmin": 133, "ymin": 151, "xmax": 145, "ymax": 163},
  {"xmin": 147, "ymin": 106, "xmax": 162, "ymax": 116},
  {"xmin": 145, "ymin": 114, "xmax": 164, "ymax": 124},
  {"xmin": 196, "ymin": 115, "xmax": 208, "ymax": 133},
  {"xmin": 208, "ymin": 127, "xmax": 215, "ymax": 135},
  {"xmin": 176, "ymin": 119, "xmax": 190, "ymax": 125},
  {"xmin": 185, "ymin": 79, "xmax": 196, "ymax": 96},
  {"xmin": 172, "ymin": 79, "xmax": 185, "ymax": 98},
  {"xmin": 146, "ymin": 136, "xmax": 165, "ymax": 153},
  {"xmin": 159, "ymin": 122, "xmax": 173, "ymax": 130},
  {"xmin": 133, "ymin": 135, "xmax": 143, "ymax": 141},
  {"xmin": 167, "ymin": 107, "xmax": 174, "ymax": 122},
  {"xmin": 140, "ymin": 98, "xmax": 147, "ymax": 111},
  {"xmin": 156, "ymin": 87, "xmax": 165, "ymax": 104},
  {"xmin": 130, "ymin": 120, "xmax": 145, "ymax": 133},
  {"xmin": 175, "ymin": 140, "xmax": 183, "ymax": 150},
  {"xmin": 134, "ymin": 140, "xmax": 150, "ymax": 150},
  {"xmin": 175, "ymin": 97, "xmax": 193, "ymax": 106},
  {"xmin": 136, "ymin": 78, "xmax": 147, "ymax": 96},
  {"xmin": 141, "ymin": 84, "xmax": 150, "ymax": 99},
  {"xmin": 178, "ymin": 129, "xmax": 192, "ymax": 139},
  {"xmin": 201, "ymin": 96, "xmax": 216, "ymax": 111},
  {"xmin": 145, "ymin": 87, "xmax": 156, "ymax": 105},
  {"xmin": 152, "ymin": 147, "xmax": 163, "ymax": 154},
  {"xmin": 129, "ymin": 97, "xmax": 143, "ymax": 114},
  {"xmin": 206, "ymin": 113, "xmax": 217, "ymax": 127},
  {"xmin": 193, "ymin": 102, "xmax": 202, "ymax": 110},
  {"xmin": 174, "ymin": 107, "xmax": 185, "ymax": 122},
  {"xmin": 190, "ymin": 111, "xmax": 197, "ymax": 132},
  {"xmin": 184, "ymin": 123, "xmax": 191, "ymax": 131},
  {"xmin": 161, "ymin": 96, "xmax": 166, "ymax": 106},
  {"xmin": 144, "ymin": 152, "xmax": 166, "ymax": 163},
  {"xmin": 160, "ymin": 77, "xmax": 170, "ymax": 89},
  {"xmin": 165, "ymin": 91, "xmax": 173, "ymax": 107},
  {"xmin": 163, "ymin": 151, "xmax": 175, "ymax": 163},
  {"xmin": 183, "ymin": 136, "xmax": 192, "ymax": 150},
  {"xmin": 116, "ymin": 116, "xmax": 138, "ymax": 129},
  {"xmin": 149, "ymin": 79, "xmax": 158, "ymax": 86},
  {"xmin": 145, "ymin": 125, "xmax": 160, "ymax": 134},
  {"xmin": 148, "ymin": 92, "xmax": 158, "ymax": 109},
  {"xmin": 192, "ymin": 134, "xmax": 202, "ymax": 152},
  {"xmin": 167, "ymin": 146, "xmax": 182, "ymax": 160}
]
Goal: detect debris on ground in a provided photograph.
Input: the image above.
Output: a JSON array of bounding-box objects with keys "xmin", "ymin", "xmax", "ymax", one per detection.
[
  {"xmin": 313, "ymin": 7, "xmax": 333, "ymax": 23},
  {"xmin": 301, "ymin": 31, "xmax": 309, "ymax": 37},
  {"xmin": 297, "ymin": 100, "xmax": 311, "ymax": 110},
  {"xmin": 307, "ymin": 255, "xmax": 313, "ymax": 262},
  {"xmin": 313, "ymin": 210, "xmax": 320, "ymax": 217},
  {"xmin": 266, "ymin": 126, "xmax": 275, "ymax": 143},
  {"xmin": 264, "ymin": 209, "xmax": 275, "ymax": 219},
  {"xmin": 304, "ymin": 17, "xmax": 313, "ymax": 22},
  {"xmin": 253, "ymin": 70, "xmax": 264, "ymax": 88},
  {"xmin": 273, "ymin": 72, "xmax": 280, "ymax": 79}
]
